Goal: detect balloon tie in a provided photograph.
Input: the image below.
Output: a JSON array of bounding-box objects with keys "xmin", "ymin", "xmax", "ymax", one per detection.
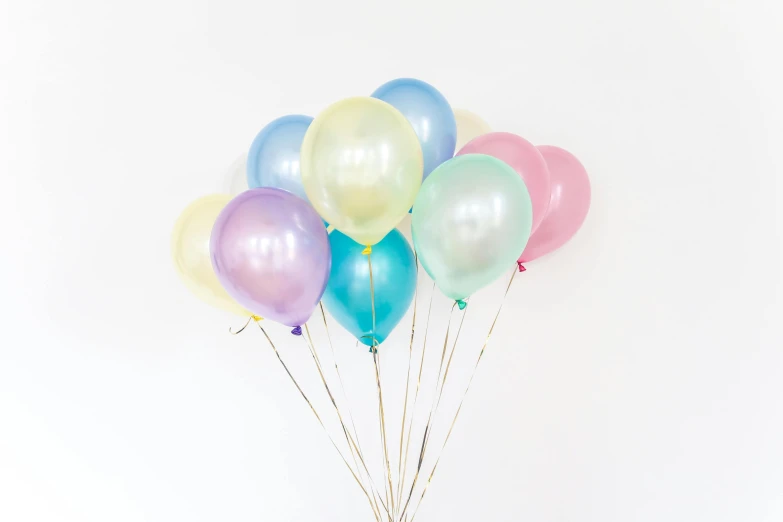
[
  {"xmin": 229, "ymin": 315, "xmax": 263, "ymax": 335},
  {"xmin": 362, "ymin": 245, "xmax": 372, "ymax": 255},
  {"xmin": 291, "ymin": 325, "xmax": 302, "ymax": 336},
  {"xmin": 359, "ymin": 336, "xmax": 379, "ymax": 354},
  {"xmin": 517, "ymin": 261, "xmax": 527, "ymax": 272},
  {"xmin": 456, "ymin": 299, "xmax": 467, "ymax": 310}
]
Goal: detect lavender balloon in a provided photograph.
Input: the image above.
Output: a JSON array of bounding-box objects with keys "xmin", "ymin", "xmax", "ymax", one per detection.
[{"xmin": 210, "ymin": 188, "xmax": 331, "ymax": 328}]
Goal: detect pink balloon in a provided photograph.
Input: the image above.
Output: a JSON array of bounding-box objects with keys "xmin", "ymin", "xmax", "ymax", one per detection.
[
  {"xmin": 519, "ymin": 146, "xmax": 591, "ymax": 264},
  {"xmin": 457, "ymin": 132, "xmax": 551, "ymax": 232}
]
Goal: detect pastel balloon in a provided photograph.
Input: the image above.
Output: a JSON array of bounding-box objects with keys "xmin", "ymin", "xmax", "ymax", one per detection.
[
  {"xmin": 457, "ymin": 132, "xmax": 551, "ymax": 233},
  {"xmin": 301, "ymin": 97, "xmax": 423, "ymax": 246},
  {"xmin": 519, "ymin": 146, "xmax": 591, "ymax": 264},
  {"xmin": 210, "ymin": 188, "xmax": 331, "ymax": 327},
  {"xmin": 371, "ymin": 78, "xmax": 456, "ymax": 179},
  {"xmin": 171, "ymin": 194, "xmax": 250, "ymax": 316},
  {"xmin": 323, "ymin": 230, "xmax": 416, "ymax": 347},
  {"xmin": 453, "ymin": 109, "xmax": 492, "ymax": 151},
  {"xmin": 412, "ymin": 154, "xmax": 533, "ymax": 301},
  {"xmin": 246, "ymin": 114, "xmax": 313, "ymax": 201}
]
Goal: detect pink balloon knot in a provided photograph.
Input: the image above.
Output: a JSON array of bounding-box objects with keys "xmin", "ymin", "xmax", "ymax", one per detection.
[
  {"xmin": 517, "ymin": 261, "xmax": 527, "ymax": 272},
  {"xmin": 291, "ymin": 326, "xmax": 302, "ymax": 336}
]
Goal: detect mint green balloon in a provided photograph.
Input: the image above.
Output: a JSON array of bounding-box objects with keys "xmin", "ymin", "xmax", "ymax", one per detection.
[{"xmin": 411, "ymin": 154, "xmax": 533, "ymax": 301}]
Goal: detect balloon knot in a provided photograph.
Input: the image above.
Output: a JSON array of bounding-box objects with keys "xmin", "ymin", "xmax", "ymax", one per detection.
[
  {"xmin": 362, "ymin": 245, "xmax": 372, "ymax": 255},
  {"xmin": 251, "ymin": 315, "xmax": 263, "ymax": 322},
  {"xmin": 291, "ymin": 326, "xmax": 302, "ymax": 336},
  {"xmin": 456, "ymin": 299, "xmax": 467, "ymax": 310},
  {"xmin": 517, "ymin": 261, "xmax": 527, "ymax": 272}
]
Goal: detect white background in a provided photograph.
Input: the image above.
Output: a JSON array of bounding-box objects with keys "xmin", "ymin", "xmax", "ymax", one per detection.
[{"xmin": 1, "ymin": 1, "xmax": 782, "ymax": 521}]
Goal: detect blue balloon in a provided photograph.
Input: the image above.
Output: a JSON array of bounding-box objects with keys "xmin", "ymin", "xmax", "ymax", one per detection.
[
  {"xmin": 323, "ymin": 229, "xmax": 417, "ymax": 347},
  {"xmin": 246, "ymin": 115, "xmax": 313, "ymax": 201},
  {"xmin": 371, "ymin": 78, "xmax": 457, "ymax": 179}
]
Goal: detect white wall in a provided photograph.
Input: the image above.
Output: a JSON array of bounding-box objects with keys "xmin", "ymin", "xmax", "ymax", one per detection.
[{"xmin": 1, "ymin": 1, "xmax": 781, "ymax": 521}]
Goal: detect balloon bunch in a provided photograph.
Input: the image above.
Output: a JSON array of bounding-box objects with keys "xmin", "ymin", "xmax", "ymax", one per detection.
[{"xmin": 171, "ymin": 77, "xmax": 591, "ymax": 520}]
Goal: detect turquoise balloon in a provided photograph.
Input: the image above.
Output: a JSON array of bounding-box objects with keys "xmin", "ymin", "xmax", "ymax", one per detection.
[{"xmin": 323, "ymin": 229, "xmax": 416, "ymax": 347}]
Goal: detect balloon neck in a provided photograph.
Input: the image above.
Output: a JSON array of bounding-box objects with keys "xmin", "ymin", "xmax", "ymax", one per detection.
[
  {"xmin": 251, "ymin": 315, "xmax": 263, "ymax": 322},
  {"xmin": 362, "ymin": 336, "xmax": 379, "ymax": 353},
  {"xmin": 362, "ymin": 245, "xmax": 372, "ymax": 255},
  {"xmin": 291, "ymin": 326, "xmax": 302, "ymax": 336},
  {"xmin": 456, "ymin": 299, "xmax": 468, "ymax": 310},
  {"xmin": 517, "ymin": 261, "xmax": 527, "ymax": 272}
]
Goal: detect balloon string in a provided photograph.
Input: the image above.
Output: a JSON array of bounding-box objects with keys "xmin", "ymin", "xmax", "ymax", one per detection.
[
  {"xmin": 255, "ymin": 323, "xmax": 381, "ymax": 522},
  {"xmin": 317, "ymin": 303, "xmax": 386, "ymax": 519},
  {"xmin": 366, "ymin": 247, "xmax": 396, "ymax": 517},
  {"xmin": 427, "ymin": 301, "xmax": 470, "ymax": 439},
  {"xmin": 395, "ymin": 251, "xmax": 418, "ymax": 517},
  {"xmin": 399, "ymin": 300, "xmax": 461, "ymax": 520},
  {"xmin": 397, "ymin": 280, "xmax": 436, "ymax": 514},
  {"xmin": 407, "ymin": 268, "xmax": 518, "ymax": 522},
  {"xmin": 302, "ymin": 324, "xmax": 389, "ymax": 520},
  {"xmin": 229, "ymin": 315, "xmax": 262, "ymax": 335}
]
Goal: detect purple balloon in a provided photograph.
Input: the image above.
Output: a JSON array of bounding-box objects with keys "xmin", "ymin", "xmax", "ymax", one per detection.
[{"xmin": 210, "ymin": 188, "xmax": 331, "ymax": 327}]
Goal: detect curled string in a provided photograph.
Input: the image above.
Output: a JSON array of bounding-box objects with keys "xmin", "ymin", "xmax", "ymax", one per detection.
[
  {"xmin": 399, "ymin": 300, "xmax": 461, "ymax": 520},
  {"xmin": 395, "ymin": 250, "xmax": 418, "ymax": 517},
  {"xmin": 365, "ymin": 246, "xmax": 396, "ymax": 516},
  {"xmin": 255, "ymin": 322, "xmax": 381, "ymax": 522},
  {"xmin": 303, "ymin": 323, "xmax": 389, "ymax": 521},
  {"xmin": 407, "ymin": 268, "xmax": 519, "ymax": 521},
  {"xmin": 229, "ymin": 315, "xmax": 261, "ymax": 335},
  {"xmin": 318, "ymin": 304, "xmax": 387, "ymax": 520},
  {"xmin": 397, "ymin": 280, "xmax": 436, "ymax": 513}
]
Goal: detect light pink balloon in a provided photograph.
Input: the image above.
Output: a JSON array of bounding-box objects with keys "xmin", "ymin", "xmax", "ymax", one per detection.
[
  {"xmin": 519, "ymin": 145, "xmax": 591, "ymax": 264},
  {"xmin": 457, "ymin": 132, "xmax": 551, "ymax": 233}
]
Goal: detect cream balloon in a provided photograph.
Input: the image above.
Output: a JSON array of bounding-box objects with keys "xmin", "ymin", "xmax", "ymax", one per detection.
[
  {"xmin": 222, "ymin": 154, "xmax": 248, "ymax": 196},
  {"xmin": 171, "ymin": 194, "xmax": 250, "ymax": 316},
  {"xmin": 301, "ymin": 97, "xmax": 423, "ymax": 246},
  {"xmin": 454, "ymin": 109, "xmax": 492, "ymax": 151}
]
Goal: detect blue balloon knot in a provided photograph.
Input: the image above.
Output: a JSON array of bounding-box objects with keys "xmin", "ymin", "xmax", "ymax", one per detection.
[{"xmin": 456, "ymin": 299, "xmax": 467, "ymax": 310}]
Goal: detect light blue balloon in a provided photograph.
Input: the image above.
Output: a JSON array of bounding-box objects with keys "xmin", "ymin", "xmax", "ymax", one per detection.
[
  {"xmin": 371, "ymin": 78, "xmax": 457, "ymax": 179},
  {"xmin": 246, "ymin": 115, "xmax": 313, "ymax": 201},
  {"xmin": 323, "ymin": 229, "xmax": 417, "ymax": 347}
]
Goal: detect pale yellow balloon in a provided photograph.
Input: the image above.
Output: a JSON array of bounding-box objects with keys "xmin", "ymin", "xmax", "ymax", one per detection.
[
  {"xmin": 171, "ymin": 194, "xmax": 250, "ymax": 316},
  {"xmin": 454, "ymin": 109, "xmax": 492, "ymax": 151},
  {"xmin": 301, "ymin": 97, "xmax": 423, "ymax": 246}
]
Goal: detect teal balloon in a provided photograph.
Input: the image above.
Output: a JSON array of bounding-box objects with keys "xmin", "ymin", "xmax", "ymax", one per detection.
[{"xmin": 323, "ymin": 229, "xmax": 416, "ymax": 347}]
